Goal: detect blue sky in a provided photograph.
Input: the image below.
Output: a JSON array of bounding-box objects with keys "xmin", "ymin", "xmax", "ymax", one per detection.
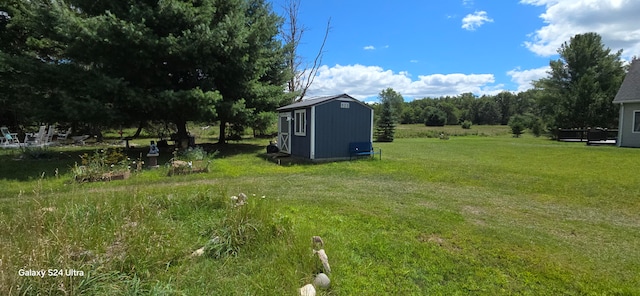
[{"xmin": 271, "ymin": 0, "xmax": 640, "ymax": 101}]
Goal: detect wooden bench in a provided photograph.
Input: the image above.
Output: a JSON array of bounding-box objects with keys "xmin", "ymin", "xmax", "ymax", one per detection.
[{"xmin": 349, "ymin": 141, "xmax": 381, "ymax": 160}]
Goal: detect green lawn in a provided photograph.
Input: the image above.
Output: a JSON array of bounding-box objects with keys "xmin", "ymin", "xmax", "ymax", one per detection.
[{"xmin": 1, "ymin": 132, "xmax": 639, "ymax": 295}]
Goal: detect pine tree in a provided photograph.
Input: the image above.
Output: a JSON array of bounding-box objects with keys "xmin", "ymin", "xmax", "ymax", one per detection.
[
  {"xmin": 375, "ymin": 89, "xmax": 401, "ymax": 142},
  {"xmin": 375, "ymin": 99, "xmax": 395, "ymax": 142}
]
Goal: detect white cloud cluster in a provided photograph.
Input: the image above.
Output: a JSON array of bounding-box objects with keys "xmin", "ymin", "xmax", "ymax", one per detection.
[
  {"xmin": 461, "ymin": 11, "xmax": 494, "ymax": 31},
  {"xmin": 363, "ymin": 45, "xmax": 375, "ymax": 50},
  {"xmin": 507, "ymin": 66, "xmax": 550, "ymax": 92},
  {"xmin": 522, "ymin": 0, "xmax": 640, "ymax": 58},
  {"xmin": 304, "ymin": 64, "xmax": 503, "ymax": 100}
]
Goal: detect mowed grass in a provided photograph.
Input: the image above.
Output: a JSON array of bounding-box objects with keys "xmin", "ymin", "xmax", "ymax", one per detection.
[{"xmin": 1, "ymin": 132, "xmax": 639, "ymax": 295}]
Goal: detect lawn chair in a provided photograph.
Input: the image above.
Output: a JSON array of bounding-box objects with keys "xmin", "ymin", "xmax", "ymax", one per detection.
[
  {"xmin": 44, "ymin": 125, "xmax": 57, "ymax": 145},
  {"xmin": 25, "ymin": 125, "xmax": 47, "ymax": 146},
  {"xmin": 57, "ymin": 127, "xmax": 72, "ymax": 141},
  {"xmin": 1, "ymin": 126, "xmax": 21, "ymax": 147}
]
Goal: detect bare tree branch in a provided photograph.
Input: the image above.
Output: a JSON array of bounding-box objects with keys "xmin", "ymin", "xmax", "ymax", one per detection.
[
  {"xmin": 280, "ymin": 0, "xmax": 331, "ymax": 102},
  {"xmin": 281, "ymin": 0, "xmax": 305, "ymax": 94},
  {"xmin": 298, "ymin": 17, "xmax": 330, "ymax": 102}
]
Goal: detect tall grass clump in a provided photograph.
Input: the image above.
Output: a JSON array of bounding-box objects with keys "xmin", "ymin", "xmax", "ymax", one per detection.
[{"xmin": 203, "ymin": 193, "xmax": 293, "ymax": 259}]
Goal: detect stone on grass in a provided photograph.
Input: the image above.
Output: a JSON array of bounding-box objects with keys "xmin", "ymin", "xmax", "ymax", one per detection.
[
  {"xmin": 231, "ymin": 193, "xmax": 248, "ymax": 206},
  {"xmin": 313, "ymin": 249, "xmax": 331, "ymax": 273},
  {"xmin": 313, "ymin": 273, "xmax": 330, "ymax": 289},
  {"xmin": 299, "ymin": 283, "xmax": 316, "ymax": 296},
  {"xmin": 191, "ymin": 247, "xmax": 205, "ymax": 257},
  {"xmin": 312, "ymin": 236, "xmax": 324, "ymax": 249},
  {"xmin": 190, "ymin": 236, "xmax": 219, "ymax": 257}
]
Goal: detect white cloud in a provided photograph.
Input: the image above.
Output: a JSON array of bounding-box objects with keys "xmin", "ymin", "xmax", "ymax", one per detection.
[
  {"xmin": 522, "ymin": 0, "xmax": 640, "ymax": 59},
  {"xmin": 507, "ymin": 66, "xmax": 550, "ymax": 92},
  {"xmin": 463, "ymin": 0, "xmax": 474, "ymax": 7},
  {"xmin": 410, "ymin": 60, "xmax": 419, "ymax": 63},
  {"xmin": 363, "ymin": 45, "xmax": 375, "ymax": 50},
  {"xmin": 303, "ymin": 64, "xmax": 503, "ymax": 100},
  {"xmin": 461, "ymin": 11, "xmax": 494, "ymax": 31}
]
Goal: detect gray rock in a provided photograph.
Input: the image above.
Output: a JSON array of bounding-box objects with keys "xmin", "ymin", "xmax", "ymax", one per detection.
[
  {"xmin": 299, "ymin": 283, "xmax": 316, "ymax": 296},
  {"xmin": 313, "ymin": 273, "xmax": 330, "ymax": 289}
]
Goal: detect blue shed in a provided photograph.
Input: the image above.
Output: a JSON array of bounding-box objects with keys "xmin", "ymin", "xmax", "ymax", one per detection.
[{"xmin": 276, "ymin": 94, "xmax": 374, "ymax": 161}]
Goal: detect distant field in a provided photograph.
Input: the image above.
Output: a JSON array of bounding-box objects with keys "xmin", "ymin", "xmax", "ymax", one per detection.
[
  {"xmin": 1, "ymin": 133, "xmax": 639, "ymax": 295},
  {"xmin": 395, "ymin": 123, "xmax": 511, "ymax": 138}
]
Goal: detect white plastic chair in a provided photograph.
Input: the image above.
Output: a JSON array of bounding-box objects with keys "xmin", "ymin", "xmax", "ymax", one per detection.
[
  {"xmin": 1, "ymin": 126, "xmax": 21, "ymax": 147},
  {"xmin": 57, "ymin": 127, "xmax": 72, "ymax": 141},
  {"xmin": 25, "ymin": 126, "xmax": 46, "ymax": 146},
  {"xmin": 44, "ymin": 126, "xmax": 56, "ymax": 145}
]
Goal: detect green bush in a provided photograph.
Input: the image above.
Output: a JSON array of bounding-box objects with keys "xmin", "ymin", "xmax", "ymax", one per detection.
[
  {"xmin": 179, "ymin": 146, "xmax": 211, "ymax": 161},
  {"xmin": 528, "ymin": 116, "xmax": 545, "ymax": 137},
  {"xmin": 460, "ymin": 120, "xmax": 473, "ymax": 129},
  {"xmin": 508, "ymin": 115, "xmax": 527, "ymax": 137}
]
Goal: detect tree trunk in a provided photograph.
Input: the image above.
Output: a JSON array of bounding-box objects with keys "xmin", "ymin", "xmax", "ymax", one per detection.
[
  {"xmin": 176, "ymin": 120, "xmax": 189, "ymax": 139},
  {"xmin": 132, "ymin": 121, "xmax": 145, "ymax": 138},
  {"xmin": 94, "ymin": 128, "xmax": 103, "ymax": 142},
  {"xmin": 175, "ymin": 120, "xmax": 190, "ymax": 149},
  {"xmin": 218, "ymin": 120, "xmax": 227, "ymax": 144}
]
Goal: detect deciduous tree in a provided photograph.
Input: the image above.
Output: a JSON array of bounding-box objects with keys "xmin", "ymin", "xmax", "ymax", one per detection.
[{"xmin": 534, "ymin": 32, "xmax": 625, "ymax": 129}]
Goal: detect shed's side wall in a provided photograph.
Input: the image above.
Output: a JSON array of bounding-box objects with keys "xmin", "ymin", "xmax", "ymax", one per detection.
[
  {"xmin": 314, "ymin": 100, "xmax": 372, "ymax": 159},
  {"xmin": 290, "ymin": 107, "xmax": 311, "ymax": 158},
  {"xmin": 619, "ymin": 102, "xmax": 640, "ymax": 147}
]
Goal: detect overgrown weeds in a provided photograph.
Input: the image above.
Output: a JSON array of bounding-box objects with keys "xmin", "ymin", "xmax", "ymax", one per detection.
[
  {"xmin": 71, "ymin": 148, "xmax": 131, "ymax": 182},
  {"xmin": 20, "ymin": 146, "xmax": 60, "ymax": 159},
  {"xmin": 204, "ymin": 193, "xmax": 292, "ymax": 259}
]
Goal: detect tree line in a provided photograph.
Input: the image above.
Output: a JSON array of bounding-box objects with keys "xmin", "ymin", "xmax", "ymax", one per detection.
[
  {"xmin": 373, "ymin": 32, "xmax": 628, "ymax": 140},
  {"xmin": 0, "ymin": 3, "xmax": 628, "ymax": 145}
]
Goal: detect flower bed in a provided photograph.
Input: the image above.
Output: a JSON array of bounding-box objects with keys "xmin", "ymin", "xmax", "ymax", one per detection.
[{"xmin": 71, "ymin": 148, "xmax": 133, "ymax": 182}]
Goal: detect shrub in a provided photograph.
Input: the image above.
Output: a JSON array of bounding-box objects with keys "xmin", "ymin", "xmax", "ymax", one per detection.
[
  {"xmin": 460, "ymin": 120, "xmax": 472, "ymax": 129},
  {"xmin": 508, "ymin": 115, "xmax": 527, "ymax": 137},
  {"xmin": 180, "ymin": 146, "xmax": 210, "ymax": 161},
  {"xmin": 528, "ymin": 116, "xmax": 545, "ymax": 137}
]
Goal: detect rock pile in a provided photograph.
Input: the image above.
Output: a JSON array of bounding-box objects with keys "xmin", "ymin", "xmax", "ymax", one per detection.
[{"xmin": 299, "ymin": 235, "xmax": 332, "ymax": 295}]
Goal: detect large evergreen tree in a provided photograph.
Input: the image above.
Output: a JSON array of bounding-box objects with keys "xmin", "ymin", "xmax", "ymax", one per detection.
[
  {"xmin": 1, "ymin": 0, "xmax": 289, "ymax": 142},
  {"xmin": 534, "ymin": 32, "xmax": 625, "ymax": 129},
  {"xmin": 213, "ymin": 0, "xmax": 290, "ymax": 143}
]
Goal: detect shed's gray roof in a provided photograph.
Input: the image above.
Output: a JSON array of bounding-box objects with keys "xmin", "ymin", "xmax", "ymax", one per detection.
[
  {"xmin": 277, "ymin": 93, "xmax": 371, "ymax": 111},
  {"xmin": 614, "ymin": 59, "xmax": 640, "ymax": 103}
]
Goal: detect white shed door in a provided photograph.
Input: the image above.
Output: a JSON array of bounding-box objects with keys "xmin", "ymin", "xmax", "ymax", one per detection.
[{"xmin": 278, "ymin": 113, "xmax": 291, "ymax": 154}]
